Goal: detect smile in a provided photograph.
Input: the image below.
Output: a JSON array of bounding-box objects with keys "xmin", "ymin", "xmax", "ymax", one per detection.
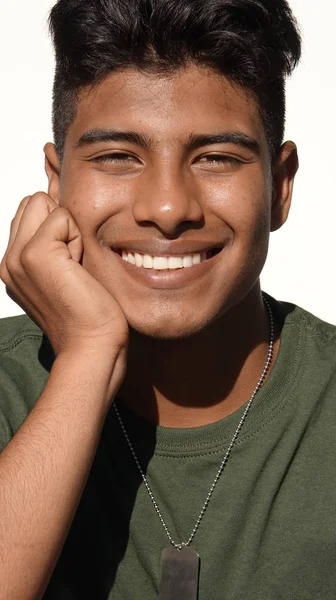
[
  {"xmin": 111, "ymin": 245, "xmax": 225, "ymax": 289},
  {"xmin": 117, "ymin": 248, "xmax": 221, "ymax": 270}
]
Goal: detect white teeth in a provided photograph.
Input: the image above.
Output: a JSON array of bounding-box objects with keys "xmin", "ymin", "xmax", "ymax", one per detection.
[
  {"xmin": 183, "ymin": 256, "xmax": 193, "ymax": 268},
  {"xmin": 120, "ymin": 250, "xmax": 208, "ymax": 270},
  {"xmin": 128, "ymin": 252, "xmax": 136, "ymax": 265},
  {"xmin": 153, "ymin": 256, "xmax": 169, "ymax": 270},
  {"xmin": 168, "ymin": 256, "xmax": 184, "ymax": 269},
  {"xmin": 143, "ymin": 255, "xmax": 153, "ymax": 269}
]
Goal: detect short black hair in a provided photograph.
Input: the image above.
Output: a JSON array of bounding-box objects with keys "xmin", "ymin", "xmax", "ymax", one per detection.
[{"xmin": 48, "ymin": 0, "xmax": 301, "ymax": 161}]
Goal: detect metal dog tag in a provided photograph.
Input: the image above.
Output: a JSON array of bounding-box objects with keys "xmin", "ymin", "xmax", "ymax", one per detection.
[{"xmin": 159, "ymin": 546, "xmax": 200, "ymax": 600}]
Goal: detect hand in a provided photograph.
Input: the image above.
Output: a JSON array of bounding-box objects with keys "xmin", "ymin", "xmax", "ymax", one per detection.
[{"xmin": 0, "ymin": 193, "xmax": 129, "ymax": 364}]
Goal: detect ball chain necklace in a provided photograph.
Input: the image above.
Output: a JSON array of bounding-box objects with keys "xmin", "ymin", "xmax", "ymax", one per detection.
[{"xmin": 113, "ymin": 295, "xmax": 274, "ymax": 600}]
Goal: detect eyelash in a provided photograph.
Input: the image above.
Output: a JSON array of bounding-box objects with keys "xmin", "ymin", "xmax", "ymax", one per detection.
[
  {"xmin": 198, "ymin": 155, "xmax": 241, "ymax": 165},
  {"xmin": 93, "ymin": 153, "xmax": 242, "ymax": 167},
  {"xmin": 93, "ymin": 153, "xmax": 135, "ymax": 164}
]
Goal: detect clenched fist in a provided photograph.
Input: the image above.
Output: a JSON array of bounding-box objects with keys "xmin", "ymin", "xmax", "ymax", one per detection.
[{"xmin": 0, "ymin": 193, "xmax": 129, "ymax": 363}]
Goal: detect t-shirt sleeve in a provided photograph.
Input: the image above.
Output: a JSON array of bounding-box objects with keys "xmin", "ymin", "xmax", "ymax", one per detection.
[
  {"xmin": 0, "ymin": 409, "xmax": 11, "ymax": 452},
  {"xmin": 0, "ymin": 360, "xmax": 35, "ymax": 452},
  {"xmin": 0, "ymin": 320, "xmax": 52, "ymax": 453}
]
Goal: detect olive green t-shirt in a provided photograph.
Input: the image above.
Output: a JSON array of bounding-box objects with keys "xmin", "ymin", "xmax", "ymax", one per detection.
[{"xmin": 1, "ymin": 295, "xmax": 336, "ymax": 599}]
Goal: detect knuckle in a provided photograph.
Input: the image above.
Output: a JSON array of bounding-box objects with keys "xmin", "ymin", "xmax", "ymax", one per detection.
[
  {"xmin": 29, "ymin": 191, "xmax": 48, "ymax": 202},
  {"xmin": 20, "ymin": 243, "xmax": 39, "ymax": 269},
  {"xmin": 5, "ymin": 252, "xmax": 21, "ymax": 278},
  {"xmin": 18, "ymin": 195, "xmax": 32, "ymax": 209},
  {"xmin": 50, "ymin": 206, "xmax": 68, "ymax": 219},
  {"xmin": 22, "ymin": 192, "xmax": 53, "ymax": 216},
  {"xmin": 0, "ymin": 262, "xmax": 9, "ymax": 284},
  {"xmin": 31, "ymin": 192, "xmax": 58, "ymax": 212},
  {"xmin": 27, "ymin": 194, "xmax": 46, "ymax": 212}
]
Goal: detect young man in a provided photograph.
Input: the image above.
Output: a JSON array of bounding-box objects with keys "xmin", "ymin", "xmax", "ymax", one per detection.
[{"xmin": 0, "ymin": 0, "xmax": 335, "ymax": 598}]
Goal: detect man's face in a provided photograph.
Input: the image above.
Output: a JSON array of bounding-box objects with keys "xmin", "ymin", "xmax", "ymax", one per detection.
[{"xmin": 46, "ymin": 65, "xmax": 292, "ymax": 339}]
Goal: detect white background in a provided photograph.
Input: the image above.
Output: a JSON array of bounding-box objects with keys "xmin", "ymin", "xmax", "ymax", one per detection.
[{"xmin": 0, "ymin": 1, "xmax": 335, "ymax": 322}]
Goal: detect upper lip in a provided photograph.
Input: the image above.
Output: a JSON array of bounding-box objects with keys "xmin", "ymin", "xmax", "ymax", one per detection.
[{"xmin": 111, "ymin": 240, "xmax": 225, "ymax": 256}]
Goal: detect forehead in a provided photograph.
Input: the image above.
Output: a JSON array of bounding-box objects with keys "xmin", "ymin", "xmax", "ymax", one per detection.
[{"xmin": 67, "ymin": 65, "xmax": 266, "ymax": 149}]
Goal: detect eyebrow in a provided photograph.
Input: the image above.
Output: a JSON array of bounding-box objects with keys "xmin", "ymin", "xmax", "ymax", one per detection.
[
  {"xmin": 187, "ymin": 132, "xmax": 261, "ymax": 156},
  {"xmin": 75, "ymin": 129, "xmax": 261, "ymax": 156},
  {"xmin": 75, "ymin": 130, "xmax": 154, "ymax": 151}
]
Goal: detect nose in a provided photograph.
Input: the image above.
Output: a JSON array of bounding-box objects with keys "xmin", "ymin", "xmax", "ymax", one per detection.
[{"xmin": 132, "ymin": 167, "xmax": 204, "ymax": 236}]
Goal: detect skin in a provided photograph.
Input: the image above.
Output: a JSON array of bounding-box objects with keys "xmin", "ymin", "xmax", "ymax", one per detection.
[{"xmin": 43, "ymin": 65, "xmax": 298, "ymax": 426}]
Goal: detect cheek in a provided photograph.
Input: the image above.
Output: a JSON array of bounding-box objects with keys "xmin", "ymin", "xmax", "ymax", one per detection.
[
  {"xmin": 204, "ymin": 173, "xmax": 271, "ymax": 240},
  {"xmin": 59, "ymin": 167, "xmax": 126, "ymax": 235}
]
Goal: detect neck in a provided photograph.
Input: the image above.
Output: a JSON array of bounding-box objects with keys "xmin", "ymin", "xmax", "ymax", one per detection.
[{"xmin": 118, "ymin": 286, "xmax": 280, "ymax": 428}]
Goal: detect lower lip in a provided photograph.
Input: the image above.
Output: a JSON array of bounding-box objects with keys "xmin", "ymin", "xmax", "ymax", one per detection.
[{"xmin": 113, "ymin": 250, "xmax": 223, "ymax": 289}]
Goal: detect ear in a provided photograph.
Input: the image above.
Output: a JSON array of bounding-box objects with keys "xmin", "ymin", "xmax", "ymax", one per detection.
[
  {"xmin": 271, "ymin": 141, "xmax": 299, "ymax": 232},
  {"xmin": 44, "ymin": 143, "xmax": 61, "ymax": 205}
]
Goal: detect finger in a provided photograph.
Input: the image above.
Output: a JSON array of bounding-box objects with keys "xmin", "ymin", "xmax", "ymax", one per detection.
[
  {"xmin": 21, "ymin": 206, "xmax": 84, "ymax": 266},
  {"xmin": 1, "ymin": 196, "xmax": 31, "ymax": 263},
  {"xmin": 9, "ymin": 196, "xmax": 32, "ymax": 237},
  {"xmin": 6, "ymin": 192, "xmax": 59, "ymax": 262}
]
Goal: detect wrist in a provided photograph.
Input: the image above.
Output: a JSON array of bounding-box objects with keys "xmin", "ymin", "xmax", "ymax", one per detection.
[
  {"xmin": 56, "ymin": 339, "xmax": 126, "ymax": 364},
  {"xmin": 53, "ymin": 344, "xmax": 127, "ymax": 413}
]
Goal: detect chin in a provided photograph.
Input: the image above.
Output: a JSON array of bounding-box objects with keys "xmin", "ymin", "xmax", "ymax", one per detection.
[{"xmin": 125, "ymin": 308, "xmax": 215, "ymax": 340}]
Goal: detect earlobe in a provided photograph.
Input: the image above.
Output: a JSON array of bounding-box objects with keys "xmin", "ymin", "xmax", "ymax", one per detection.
[
  {"xmin": 44, "ymin": 143, "xmax": 61, "ymax": 205},
  {"xmin": 271, "ymin": 141, "xmax": 299, "ymax": 232}
]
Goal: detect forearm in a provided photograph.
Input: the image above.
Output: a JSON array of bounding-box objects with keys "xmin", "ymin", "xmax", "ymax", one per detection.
[{"xmin": 0, "ymin": 349, "xmax": 120, "ymax": 600}]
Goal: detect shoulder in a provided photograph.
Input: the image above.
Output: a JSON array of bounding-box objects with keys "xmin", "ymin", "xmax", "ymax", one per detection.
[
  {"xmin": 265, "ymin": 292, "xmax": 336, "ymax": 340},
  {"xmin": 0, "ymin": 313, "xmax": 52, "ymax": 373},
  {"xmin": 268, "ymin": 294, "xmax": 336, "ymax": 392},
  {"xmin": 0, "ymin": 313, "xmax": 44, "ymax": 352},
  {"xmin": 280, "ymin": 299, "xmax": 336, "ymax": 338},
  {"xmin": 276, "ymin": 299, "xmax": 336, "ymax": 356}
]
